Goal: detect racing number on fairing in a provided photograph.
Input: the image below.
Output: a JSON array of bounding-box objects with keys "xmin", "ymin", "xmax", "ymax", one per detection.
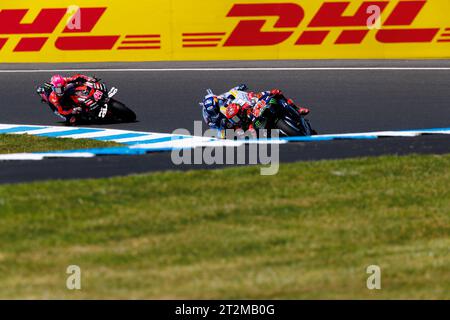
[
  {"xmin": 93, "ymin": 90, "xmax": 103, "ymax": 101},
  {"xmin": 98, "ymin": 104, "xmax": 108, "ymax": 118}
]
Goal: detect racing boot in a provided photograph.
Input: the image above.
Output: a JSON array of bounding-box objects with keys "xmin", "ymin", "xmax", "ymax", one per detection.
[
  {"xmin": 287, "ymin": 99, "xmax": 310, "ymax": 116},
  {"xmin": 248, "ymin": 123, "xmax": 257, "ymax": 139},
  {"xmin": 68, "ymin": 115, "xmax": 78, "ymax": 126}
]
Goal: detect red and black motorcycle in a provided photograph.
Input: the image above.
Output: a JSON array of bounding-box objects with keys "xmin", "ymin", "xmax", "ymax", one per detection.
[{"xmin": 37, "ymin": 80, "xmax": 136, "ymax": 125}]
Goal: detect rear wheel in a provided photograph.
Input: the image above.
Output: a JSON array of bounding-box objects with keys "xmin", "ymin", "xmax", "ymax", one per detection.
[
  {"xmin": 275, "ymin": 118, "xmax": 306, "ymax": 136},
  {"xmin": 108, "ymin": 99, "xmax": 136, "ymax": 122}
]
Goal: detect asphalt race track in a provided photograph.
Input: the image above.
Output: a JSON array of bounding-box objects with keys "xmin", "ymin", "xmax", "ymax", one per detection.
[{"xmin": 0, "ymin": 60, "xmax": 449, "ymax": 184}]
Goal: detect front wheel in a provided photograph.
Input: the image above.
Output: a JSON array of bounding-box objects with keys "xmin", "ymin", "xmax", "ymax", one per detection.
[{"xmin": 108, "ymin": 99, "xmax": 136, "ymax": 122}]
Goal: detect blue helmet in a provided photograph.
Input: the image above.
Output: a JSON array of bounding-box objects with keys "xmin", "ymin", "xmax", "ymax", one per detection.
[
  {"xmin": 203, "ymin": 96, "xmax": 219, "ymax": 114},
  {"xmin": 202, "ymin": 89, "xmax": 223, "ymax": 116}
]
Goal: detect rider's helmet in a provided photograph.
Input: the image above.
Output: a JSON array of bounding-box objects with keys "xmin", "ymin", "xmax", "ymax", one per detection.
[
  {"xmin": 50, "ymin": 74, "xmax": 66, "ymax": 97},
  {"xmin": 202, "ymin": 95, "xmax": 220, "ymax": 116}
]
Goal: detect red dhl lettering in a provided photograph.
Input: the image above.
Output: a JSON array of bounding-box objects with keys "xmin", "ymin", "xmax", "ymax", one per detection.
[
  {"xmin": 0, "ymin": 7, "xmax": 160, "ymax": 52},
  {"xmin": 0, "ymin": 8, "xmax": 105, "ymax": 34},
  {"xmin": 0, "ymin": 8, "xmax": 66, "ymax": 34},
  {"xmin": 0, "ymin": 7, "xmax": 115, "ymax": 51},
  {"xmin": 223, "ymin": 1, "xmax": 441, "ymax": 46},
  {"xmin": 223, "ymin": 3, "xmax": 304, "ymax": 46}
]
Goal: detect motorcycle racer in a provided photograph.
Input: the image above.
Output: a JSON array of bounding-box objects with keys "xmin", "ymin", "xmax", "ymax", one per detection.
[
  {"xmin": 47, "ymin": 74, "xmax": 101, "ymax": 124},
  {"xmin": 37, "ymin": 76, "xmax": 136, "ymax": 125},
  {"xmin": 202, "ymin": 92, "xmax": 232, "ymax": 131}
]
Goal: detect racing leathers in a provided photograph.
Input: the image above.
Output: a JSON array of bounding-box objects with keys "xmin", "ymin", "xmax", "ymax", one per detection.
[{"xmin": 48, "ymin": 74, "xmax": 97, "ymax": 121}]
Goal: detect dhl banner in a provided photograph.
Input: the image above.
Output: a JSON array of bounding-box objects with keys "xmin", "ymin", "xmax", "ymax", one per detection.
[{"xmin": 0, "ymin": 0, "xmax": 449, "ymax": 62}]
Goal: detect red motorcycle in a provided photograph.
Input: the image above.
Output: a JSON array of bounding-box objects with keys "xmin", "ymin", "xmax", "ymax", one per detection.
[{"xmin": 37, "ymin": 80, "xmax": 136, "ymax": 125}]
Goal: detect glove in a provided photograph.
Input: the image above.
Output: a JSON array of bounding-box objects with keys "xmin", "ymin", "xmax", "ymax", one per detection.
[
  {"xmin": 270, "ymin": 89, "xmax": 282, "ymax": 96},
  {"xmin": 237, "ymin": 84, "xmax": 248, "ymax": 91},
  {"xmin": 220, "ymin": 118, "xmax": 233, "ymax": 129},
  {"xmin": 36, "ymin": 87, "xmax": 45, "ymax": 94},
  {"xmin": 71, "ymin": 107, "xmax": 82, "ymax": 114}
]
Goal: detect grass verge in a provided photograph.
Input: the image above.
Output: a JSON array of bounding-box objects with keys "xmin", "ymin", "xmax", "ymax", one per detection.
[
  {"xmin": 0, "ymin": 134, "xmax": 121, "ymax": 154},
  {"xmin": 0, "ymin": 154, "xmax": 448, "ymax": 299}
]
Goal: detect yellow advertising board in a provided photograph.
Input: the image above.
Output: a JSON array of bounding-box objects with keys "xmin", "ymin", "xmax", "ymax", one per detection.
[{"xmin": 0, "ymin": 0, "xmax": 449, "ymax": 62}]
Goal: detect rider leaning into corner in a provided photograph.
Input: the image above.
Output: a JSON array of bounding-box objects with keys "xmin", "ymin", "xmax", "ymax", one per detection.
[
  {"xmin": 41, "ymin": 74, "xmax": 105, "ymax": 125},
  {"xmin": 202, "ymin": 84, "xmax": 310, "ymax": 138}
]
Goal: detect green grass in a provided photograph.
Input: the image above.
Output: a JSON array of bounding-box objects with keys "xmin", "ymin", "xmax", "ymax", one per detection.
[
  {"xmin": 0, "ymin": 134, "xmax": 121, "ymax": 154},
  {"xmin": 0, "ymin": 154, "xmax": 448, "ymax": 299}
]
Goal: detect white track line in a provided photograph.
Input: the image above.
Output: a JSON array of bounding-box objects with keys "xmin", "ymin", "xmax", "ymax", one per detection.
[
  {"xmin": 0, "ymin": 67, "xmax": 450, "ymax": 73},
  {"xmin": 0, "ymin": 154, "xmax": 46, "ymax": 161},
  {"xmin": 318, "ymin": 131, "xmax": 421, "ymax": 138},
  {"xmin": 0, "ymin": 152, "xmax": 95, "ymax": 161},
  {"xmin": 113, "ymin": 134, "xmax": 162, "ymax": 143}
]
